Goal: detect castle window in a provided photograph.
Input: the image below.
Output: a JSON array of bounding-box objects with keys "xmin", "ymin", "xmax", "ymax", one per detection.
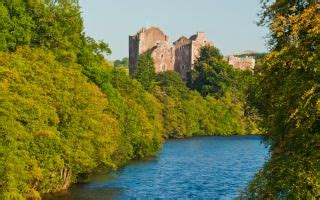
[
  {"xmin": 162, "ymin": 64, "xmax": 166, "ymax": 71},
  {"xmin": 160, "ymin": 54, "xmax": 164, "ymax": 58},
  {"xmin": 181, "ymin": 65, "xmax": 186, "ymax": 70}
]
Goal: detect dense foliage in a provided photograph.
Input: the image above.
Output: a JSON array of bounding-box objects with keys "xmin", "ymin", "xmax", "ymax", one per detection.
[
  {"xmin": 154, "ymin": 70, "xmax": 258, "ymax": 137},
  {"xmin": 83, "ymin": 64, "xmax": 164, "ymax": 160},
  {"xmin": 188, "ymin": 45, "xmax": 236, "ymax": 97},
  {"xmin": 0, "ymin": 0, "xmax": 83, "ymax": 63},
  {"xmin": 114, "ymin": 57, "xmax": 129, "ymax": 68},
  {"xmin": 132, "ymin": 51, "xmax": 156, "ymax": 90},
  {"xmin": 0, "ymin": 48, "xmax": 122, "ymax": 199},
  {"xmin": 0, "ymin": 0, "xmax": 262, "ymax": 199},
  {"xmin": 246, "ymin": 1, "xmax": 320, "ymax": 198},
  {"xmin": 188, "ymin": 45, "xmax": 261, "ymax": 134}
]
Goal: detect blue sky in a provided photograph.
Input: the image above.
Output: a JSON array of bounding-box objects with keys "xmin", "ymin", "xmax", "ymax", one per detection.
[{"xmin": 79, "ymin": 0, "xmax": 269, "ymax": 60}]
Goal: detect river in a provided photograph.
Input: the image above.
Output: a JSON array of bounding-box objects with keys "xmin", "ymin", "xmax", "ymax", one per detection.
[{"xmin": 44, "ymin": 136, "xmax": 269, "ymax": 199}]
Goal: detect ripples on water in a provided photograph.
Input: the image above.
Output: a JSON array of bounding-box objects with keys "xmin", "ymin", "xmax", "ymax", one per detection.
[{"xmin": 44, "ymin": 136, "xmax": 269, "ymax": 200}]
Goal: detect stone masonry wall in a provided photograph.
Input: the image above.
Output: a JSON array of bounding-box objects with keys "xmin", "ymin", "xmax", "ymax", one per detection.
[
  {"xmin": 129, "ymin": 27, "xmax": 213, "ymax": 79},
  {"xmin": 224, "ymin": 55, "xmax": 255, "ymax": 71},
  {"xmin": 152, "ymin": 41, "xmax": 175, "ymax": 73},
  {"xmin": 130, "ymin": 27, "xmax": 257, "ymax": 78},
  {"xmin": 173, "ymin": 37, "xmax": 192, "ymax": 80},
  {"xmin": 129, "ymin": 27, "xmax": 173, "ymax": 75}
]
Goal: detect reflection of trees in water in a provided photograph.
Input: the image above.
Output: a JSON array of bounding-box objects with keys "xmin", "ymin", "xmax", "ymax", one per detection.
[{"xmin": 43, "ymin": 186, "xmax": 125, "ymax": 200}]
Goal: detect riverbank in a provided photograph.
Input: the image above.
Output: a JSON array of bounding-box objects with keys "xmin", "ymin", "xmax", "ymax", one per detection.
[{"xmin": 169, "ymin": 132, "xmax": 265, "ymax": 140}]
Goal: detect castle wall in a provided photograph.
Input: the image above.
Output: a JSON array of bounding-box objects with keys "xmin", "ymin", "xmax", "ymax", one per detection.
[
  {"xmin": 129, "ymin": 27, "xmax": 173, "ymax": 76},
  {"xmin": 129, "ymin": 27, "xmax": 213, "ymax": 79},
  {"xmin": 224, "ymin": 55, "xmax": 255, "ymax": 71},
  {"xmin": 173, "ymin": 37, "xmax": 192, "ymax": 80},
  {"xmin": 152, "ymin": 42, "xmax": 174, "ymax": 73},
  {"xmin": 129, "ymin": 36, "xmax": 140, "ymax": 75},
  {"xmin": 173, "ymin": 32, "xmax": 212, "ymax": 80},
  {"xmin": 190, "ymin": 32, "xmax": 213, "ymax": 66},
  {"xmin": 138, "ymin": 28, "xmax": 169, "ymax": 54},
  {"xmin": 130, "ymin": 27, "xmax": 257, "ymax": 78}
]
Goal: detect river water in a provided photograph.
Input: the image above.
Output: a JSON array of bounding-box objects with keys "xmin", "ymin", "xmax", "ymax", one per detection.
[{"xmin": 45, "ymin": 136, "xmax": 269, "ymax": 199}]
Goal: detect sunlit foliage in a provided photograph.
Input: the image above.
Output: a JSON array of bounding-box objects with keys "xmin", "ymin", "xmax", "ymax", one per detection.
[
  {"xmin": 0, "ymin": 48, "xmax": 121, "ymax": 199},
  {"xmin": 247, "ymin": 2, "xmax": 320, "ymax": 198}
]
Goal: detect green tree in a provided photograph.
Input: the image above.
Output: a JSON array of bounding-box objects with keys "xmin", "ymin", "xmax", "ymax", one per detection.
[
  {"xmin": 78, "ymin": 35, "xmax": 112, "ymax": 68},
  {"xmin": 189, "ymin": 45, "xmax": 235, "ymax": 97},
  {"xmin": 133, "ymin": 51, "xmax": 156, "ymax": 90},
  {"xmin": 156, "ymin": 71, "xmax": 189, "ymax": 97},
  {"xmin": 82, "ymin": 63, "xmax": 164, "ymax": 160},
  {"xmin": 155, "ymin": 71, "xmax": 193, "ymax": 137},
  {"xmin": 0, "ymin": 48, "xmax": 121, "ymax": 199},
  {"xmin": 188, "ymin": 45, "xmax": 261, "ymax": 135},
  {"xmin": 0, "ymin": 0, "xmax": 84, "ymax": 62},
  {"xmin": 114, "ymin": 57, "xmax": 129, "ymax": 68},
  {"xmin": 0, "ymin": 0, "xmax": 34, "ymax": 51},
  {"xmin": 247, "ymin": 2, "xmax": 320, "ymax": 198}
]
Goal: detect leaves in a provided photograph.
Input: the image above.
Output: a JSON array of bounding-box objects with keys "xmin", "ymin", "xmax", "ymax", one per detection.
[
  {"xmin": 133, "ymin": 51, "xmax": 157, "ymax": 91},
  {"xmin": 0, "ymin": 48, "xmax": 121, "ymax": 198},
  {"xmin": 248, "ymin": 3, "xmax": 320, "ymax": 198}
]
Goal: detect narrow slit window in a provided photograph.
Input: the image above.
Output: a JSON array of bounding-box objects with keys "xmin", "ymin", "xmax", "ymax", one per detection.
[{"xmin": 162, "ymin": 64, "xmax": 166, "ymax": 71}]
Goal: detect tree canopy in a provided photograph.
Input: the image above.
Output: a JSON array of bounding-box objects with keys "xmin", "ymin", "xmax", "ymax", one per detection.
[
  {"xmin": 0, "ymin": 48, "xmax": 121, "ymax": 199},
  {"xmin": 247, "ymin": 1, "xmax": 320, "ymax": 198},
  {"xmin": 0, "ymin": 0, "xmax": 83, "ymax": 63},
  {"xmin": 133, "ymin": 51, "xmax": 156, "ymax": 91},
  {"xmin": 188, "ymin": 45, "xmax": 236, "ymax": 97},
  {"xmin": 114, "ymin": 57, "xmax": 129, "ymax": 68}
]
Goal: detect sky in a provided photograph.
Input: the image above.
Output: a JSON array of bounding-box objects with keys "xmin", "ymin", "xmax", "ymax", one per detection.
[{"xmin": 79, "ymin": 0, "xmax": 269, "ymax": 60}]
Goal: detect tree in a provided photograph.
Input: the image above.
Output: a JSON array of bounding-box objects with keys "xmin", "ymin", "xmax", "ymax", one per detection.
[
  {"xmin": 133, "ymin": 51, "xmax": 156, "ymax": 90},
  {"xmin": 156, "ymin": 71, "xmax": 189, "ymax": 97},
  {"xmin": 196, "ymin": 45, "xmax": 223, "ymax": 62},
  {"xmin": 155, "ymin": 71, "xmax": 196, "ymax": 137},
  {"xmin": 114, "ymin": 57, "xmax": 129, "ymax": 68},
  {"xmin": 0, "ymin": 48, "xmax": 121, "ymax": 199},
  {"xmin": 247, "ymin": 2, "xmax": 320, "ymax": 198},
  {"xmin": 188, "ymin": 45, "xmax": 236, "ymax": 97},
  {"xmin": 258, "ymin": 0, "xmax": 317, "ymax": 49},
  {"xmin": 0, "ymin": 0, "xmax": 84, "ymax": 62},
  {"xmin": 78, "ymin": 35, "xmax": 112, "ymax": 68},
  {"xmin": 0, "ymin": 0, "xmax": 34, "ymax": 51}
]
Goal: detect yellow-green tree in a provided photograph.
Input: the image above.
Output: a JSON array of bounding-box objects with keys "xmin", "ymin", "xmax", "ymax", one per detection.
[
  {"xmin": 248, "ymin": 2, "xmax": 320, "ymax": 198},
  {"xmin": 0, "ymin": 48, "xmax": 121, "ymax": 199}
]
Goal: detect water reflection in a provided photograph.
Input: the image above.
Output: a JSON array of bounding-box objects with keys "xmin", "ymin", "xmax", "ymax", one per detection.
[{"xmin": 44, "ymin": 186, "xmax": 125, "ymax": 200}]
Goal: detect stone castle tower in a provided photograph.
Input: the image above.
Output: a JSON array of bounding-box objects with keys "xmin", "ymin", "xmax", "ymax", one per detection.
[{"xmin": 129, "ymin": 27, "xmax": 212, "ymax": 80}]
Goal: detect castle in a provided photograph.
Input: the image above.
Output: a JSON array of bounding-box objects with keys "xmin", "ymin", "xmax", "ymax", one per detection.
[
  {"xmin": 129, "ymin": 27, "xmax": 212, "ymax": 80},
  {"xmin": 223, "ymin": 55, "xmax": 255, "ymax": 71},
  {"xmin": 129, "ymin": 27, "xmax": 256, "ymax": 79}
]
